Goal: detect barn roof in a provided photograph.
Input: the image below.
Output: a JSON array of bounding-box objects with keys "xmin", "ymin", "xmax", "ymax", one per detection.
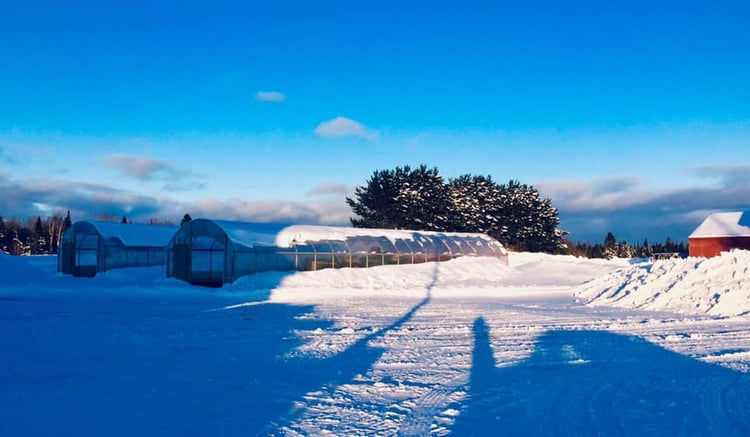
[{"xmin": 689, "ymin": 211, "xmax": 750, "ymax": 238}]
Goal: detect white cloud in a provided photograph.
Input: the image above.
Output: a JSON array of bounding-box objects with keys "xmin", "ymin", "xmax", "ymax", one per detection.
[
  {"xmin": 306, "ymin": 182, "xmax": 352, "ymax": 197},
  {"xmin": 101, "ymin": 154, "xmax": 169, "ymax": 180},
  {"xmin": 254, "ymin": 91, "xmax": 286, "ymax": 103},
  {"xmin": 314, "ymin": 116, "xmax": 378, "ymax": 141},
  {"xmin": 177, "ymin": 197, "xmax": 350, "ymax": 225}
]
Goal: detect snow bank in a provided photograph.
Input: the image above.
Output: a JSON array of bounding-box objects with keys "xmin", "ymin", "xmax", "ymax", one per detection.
[
  {"xmin": 507, "ymin": 252, "xmax": 632, "ymax": 287},
  {"xmin": 575, "ymin": 250, "xmax": 750, "ymax": 317},
  {"xmin": 0, "ymin": 252, "xmax": 50, "ymax": 287},
  {"xmin": 231, "ymin": 256, "xmax": 516, "ymax": 300}
]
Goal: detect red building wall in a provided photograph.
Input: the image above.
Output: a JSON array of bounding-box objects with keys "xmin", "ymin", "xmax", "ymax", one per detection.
[{"xmin": 688, "ymin": 236, "xmax": 750, "ymax": 257}]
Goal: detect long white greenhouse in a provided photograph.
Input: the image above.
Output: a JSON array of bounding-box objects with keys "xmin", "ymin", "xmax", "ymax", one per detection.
[
  {"xmin": 58, "ymin": 221, "xmax": 178, "ymax": 277},
  {"xmin": 166, "ymin": 219, "xmax": 508, "ymax": 287}
]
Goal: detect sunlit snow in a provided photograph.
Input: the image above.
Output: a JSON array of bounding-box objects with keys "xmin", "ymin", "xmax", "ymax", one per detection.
[{"xmin": 1, "ymin": 251, "xmax": 749, "ymax": 436}]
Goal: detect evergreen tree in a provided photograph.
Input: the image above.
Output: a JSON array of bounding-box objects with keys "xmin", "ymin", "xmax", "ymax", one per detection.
[
  {"xmin": 121, "ymin": 215, "xmax": 128, "ymax": 224},
  {"xmin": 180, "ymin": 213, "xmax": 193, "ymax": 226},
  {"xmin": 0, "ymin": 216, "xmax": 8, "ymax": 253},
  {"xmin": 347, "ymin": 165, "xmax": 451, "ymax": 231},
  {"xmin": 447, "ymin": 174, "xmax": 502, "ymax": 233},
  {"xmin": 28, "ymin": 216, "xmax": 47, "ymax": 255},
  {"xmin": 63, "ymin": 210, "xmax": 72, "ymax": 232},
  {"xmin": 602, "ymin": 232, "xmax": 617, "ymax": 259},
  {"xmin": 642, "ymin": 238, "xmax": 652, "ymax": 258},
  {"xmin": 347, "ymin": 166, "xmax": 565, "ymax": 253},
  {"xmin": 491, "ymin": 180, "xmax": 565, "ymax": 253},
  {"xmin": 394, "ymin": 165, "xmax": 452, "ymax": 231}
]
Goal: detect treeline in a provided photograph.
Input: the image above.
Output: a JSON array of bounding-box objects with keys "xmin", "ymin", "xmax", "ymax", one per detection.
[
  {"xmin": 0, "ymin": 212, "xmax": 72, "ymax": 255},
  {"xmin": 0, "ymin": 212, "xmax": 191, "ymax": 256},
  {"xmin": 566, "ymin": 232, "xmax": 688, "ymax": 259}
]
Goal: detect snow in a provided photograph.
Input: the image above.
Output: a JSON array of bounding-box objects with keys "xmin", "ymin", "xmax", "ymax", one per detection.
[
  {"xmin": 77, "ymin": 221, "xmax": 179, "ymax": 246},
  {"xmin": 576, "ymin": 250, "xmax": 750, "ymax": 317},
  {"xmin": 1, "ymin": 251, "xmax": 749, "ymax": 435},
  {"xmin": 688, "ymin": 211, "xmax": 750, "ymax": 238},
  {"xmin": 190, "ymin": 219, "xmax": 506, "ymax": 254}
]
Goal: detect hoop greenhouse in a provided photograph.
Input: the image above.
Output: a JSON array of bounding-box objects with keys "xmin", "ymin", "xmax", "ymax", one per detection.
[{"xmin": 166, "ymin": 219, "xmax": 508, "ymax": 287}]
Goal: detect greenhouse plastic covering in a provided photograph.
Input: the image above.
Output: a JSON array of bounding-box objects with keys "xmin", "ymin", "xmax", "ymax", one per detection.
[
  {"xmin": 167, "ymin": 219, "xmax": 508, "ymax": 287},
  {"xmin": 58, "ymin": 221, "xmax": 178, "ymax": 277}
]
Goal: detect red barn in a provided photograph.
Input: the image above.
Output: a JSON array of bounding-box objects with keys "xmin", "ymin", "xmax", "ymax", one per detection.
[{"xmin": 688, "ymin": 211, "xmax": 750, "ymax": 257}]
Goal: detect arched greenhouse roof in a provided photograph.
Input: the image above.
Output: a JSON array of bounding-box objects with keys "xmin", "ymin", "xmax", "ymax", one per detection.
[
  {"xmin": 70, "ymin": 221, "xmax": 179, "ymax": 247},
  {"xmin": 173, "ymin": 219, "xmax": 507, "ymax": 256}
]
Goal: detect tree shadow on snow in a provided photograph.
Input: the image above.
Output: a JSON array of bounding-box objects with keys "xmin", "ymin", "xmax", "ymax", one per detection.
[
  {"xmin": 261, "ymin": 262, "xmax": 438, "ymax": 432},
  {"xmin": 451, "ymin": 318, "xmax": 750, "ymax": 436}
]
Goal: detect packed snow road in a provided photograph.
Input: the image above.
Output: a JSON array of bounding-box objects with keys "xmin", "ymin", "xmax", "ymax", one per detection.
[{"xmin": 1, "ymin": 254, "xmax": 749, "ymax": 436}]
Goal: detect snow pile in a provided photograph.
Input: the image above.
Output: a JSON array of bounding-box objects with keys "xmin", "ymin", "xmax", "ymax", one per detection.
[
  {"xmin": 507, "ymin": 252, "xmax": 632, "ymax": 287},
  {"xmin": 575, "ymin": 250, "xmax": 750, "ymax": 317},
  {"xmin": 232, "ymin": 256, "xmax": 516, "ymax": 300},
  {"xmin": 225, "ymin": 252, "xmax": 629, "ymax": 302}
]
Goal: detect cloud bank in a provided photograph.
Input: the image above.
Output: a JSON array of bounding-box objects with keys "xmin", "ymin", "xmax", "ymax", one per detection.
[
  {"xmin": 3, "ymin": 160, "xmax": 748, "ymax": 244},
  {"xmin": 538, "ymin": 169, "xmax": 750, "ymax": 243},
  {"xmin": 0, "ymin": 173, "xmax": 352, "ymax": 226}
]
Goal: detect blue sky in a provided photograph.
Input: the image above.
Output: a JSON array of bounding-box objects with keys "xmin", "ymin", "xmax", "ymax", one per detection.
[{"xmin": 1, "ymin": 0, "xmax": 749, "ymax": 243}]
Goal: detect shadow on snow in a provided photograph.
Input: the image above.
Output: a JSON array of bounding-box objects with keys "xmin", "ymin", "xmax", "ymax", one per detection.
[
  {"xmin": 0, "ymin": 258, "xmax": 439, "ymax": 436},
  {"xmin": 451, "ymin": 318, "xmax": 750, "ymax": 436}
]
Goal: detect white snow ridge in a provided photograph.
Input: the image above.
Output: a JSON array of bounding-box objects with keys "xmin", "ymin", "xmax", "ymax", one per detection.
[{"xmin": 576, "ymin": 250, "xmax": 750, "ymax": 317}]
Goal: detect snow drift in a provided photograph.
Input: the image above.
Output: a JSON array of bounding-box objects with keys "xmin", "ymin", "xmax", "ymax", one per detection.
[{"xmin": 575, "ymin": 250, "xmax": 750, "ymax": 317}]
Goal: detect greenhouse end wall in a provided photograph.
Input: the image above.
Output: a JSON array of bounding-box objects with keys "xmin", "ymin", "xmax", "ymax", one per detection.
[
  {"xmin": 58, "ymin": 221, "xmax": 178, "ymax": 277},
  {"xmin": 167, "ymin": 219, "xmax": 509, "ymax": 287}
]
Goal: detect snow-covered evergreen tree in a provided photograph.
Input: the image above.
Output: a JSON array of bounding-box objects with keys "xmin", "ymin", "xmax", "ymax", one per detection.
[
  {"xmin": 394, "ymin": 165, "xmax": 451, "ymax": 231},
  {"xmin": 447, "ymin": 174, "xmax": 502, "ymax": 233},
  {"xmin": 347, "ymin": 165, "xmax": 451, "ymax": 231},
  {"xmin": 603, "ymin": 232, "xmax": 618, "ymax": 259},
  {"xmin": 30, "ymin": 216, "xmax": 47, "ymax": 255},
  {"xmin": 490, "ymin": 180, "xmax": 564, "ymax": 253},
  {"xmin": 348, "ymin": 166, "xmax": 566, "ymax": 253}
]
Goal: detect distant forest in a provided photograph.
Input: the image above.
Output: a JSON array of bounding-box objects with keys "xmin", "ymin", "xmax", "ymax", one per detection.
[
  {"xmin": 0, "ymin": 211, "xmax": 184, "ymax": 256},
  {"xmin": 565, "ymin": 232, "xmax": 688, "ymax": 259},
  {"xmin": 0, "ymin": 212, "xmax": 73, "ymax": 256}
]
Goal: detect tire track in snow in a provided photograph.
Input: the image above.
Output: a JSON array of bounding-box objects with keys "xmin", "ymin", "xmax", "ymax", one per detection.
[{"xmin": 398, "ymin": 374, "xmax": 468, "ymax": 436}]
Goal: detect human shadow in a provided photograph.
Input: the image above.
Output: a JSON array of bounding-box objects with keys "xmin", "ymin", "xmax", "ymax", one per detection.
[{"xmin": 451, "ymin": 319, "xmax": 750, "ymax": 436}]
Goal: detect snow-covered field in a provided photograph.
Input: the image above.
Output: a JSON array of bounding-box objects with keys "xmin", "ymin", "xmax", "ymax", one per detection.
[{"xmin": 2, "ymin": 252, "xmax": 750, "ymax": 436}]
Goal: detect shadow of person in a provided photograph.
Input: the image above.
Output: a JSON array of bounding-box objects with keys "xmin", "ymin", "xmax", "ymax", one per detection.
[{"xmin": 452, "ymin": 319, "xmax": 750, "ymax": 436}]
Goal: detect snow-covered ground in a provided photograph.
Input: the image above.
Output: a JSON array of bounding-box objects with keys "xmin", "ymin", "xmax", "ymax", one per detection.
[
  {"xmin": 577, "ymin": 250, "xmax": 750, "ymax": 317},
  {"xmin": 1, "ymin": 252, "xmax": 749, "ymax": 436}
]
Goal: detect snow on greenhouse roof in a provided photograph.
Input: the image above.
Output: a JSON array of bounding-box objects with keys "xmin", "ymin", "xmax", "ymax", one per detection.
[
  {"xmin": 82, "ymin": 221, "xmax": 179, "ymax": 247},
  {"xmin": 194, "ymin": 219, "xmax": 506, "ymax": 252},
  {"xmin": 688, "ymin": 211, "xmax": 750, "ymax": 238},
  {"xmin": 207, "ymin": 220, "xmax": 289, "ymax": 247},
  {"xmin": 274, "ymin": 225, "xmax": 501, "ymax": 248}
]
